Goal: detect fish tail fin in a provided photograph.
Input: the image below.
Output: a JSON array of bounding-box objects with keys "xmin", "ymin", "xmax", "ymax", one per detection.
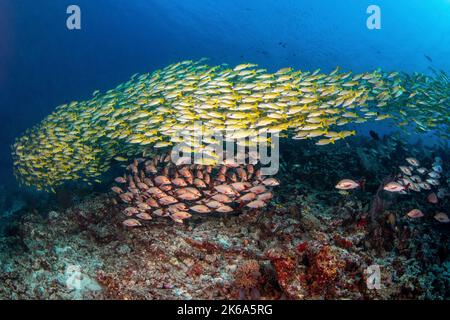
[{"xmin": 359, "ymin": 179, "xmax": 366, "ymax": 192}]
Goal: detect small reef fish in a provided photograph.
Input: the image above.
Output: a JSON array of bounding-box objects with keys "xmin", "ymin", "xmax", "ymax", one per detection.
[
  {"xmin": 434, "ymin": 212, "xmax": 450, "ymax": 223},
  {"xmin": 399, "ymin": 166, "xmax": 412, "ymax": 176},
  {"xmin": 335, "ymin": 179, "xmax": 361, "ymax": 190},
  {"xmin": 427, "ymin": 193, "xmax": 439, "ymax": 204},
  {"xmin": 215, "ymin": 205, "xmax": 234, "ymax": 213},
  {"xmin": 416, "ymin": 168, "xmax": 427, "ymax": 175},
  {"xmin": 262, "ymin": 178, "xmax": 280, "ymax": 187},
  {"xmin": 407, "ymin": 209, "xmax": 424, "ymax": 219},
  {"xmin": 111, "ymin": 187, "xmax": 123, "ymax": 194},
  {"xmin": 136, "ymin": 213, "xmax": 153, "ymax": 220},
  {"xmin": 405, "ymin": 158, "xmax": 420, "ymax": 167},
  {"xmin": 257, "ymin": 192, "xmax": 273, "ymax": 202},
  {"xmin": 115, "ymin": 177, "xmax": 127, "ymax": 184},
  {"xmin": 190, "ymin": 205, "xmax": 211, "ymax": 214},
  {"xmin": 123, "ymin": 207, "xmax": 139, "ymax": 216},
  {"xmin": 211, "ymin": 194, "xmax": 233, "ymax": 203},
  {"xmin": 122, "ymin": 219, "xmax": 142, "ymax": 227},
  {"xmin": 384, "ymin": 182, "xmax": 406, "ymax": 193},
  {"xmin": 432, "ymin": 165, "xmax": 443, "ymax": 174},
  {"xmin": 238, "ymin": 192, "xmax": 257, "ymax": 203},
  {"xmin": 171, "ymin": 211, "xmax": 192, "ymax": 220},
  {"xmin": 246, "ymin": 200, "xmax": 266, "ymax": 209}
]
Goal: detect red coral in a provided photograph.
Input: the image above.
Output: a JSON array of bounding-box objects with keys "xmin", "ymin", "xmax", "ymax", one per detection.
[
  {"xmin": 187, "ymin": 262, "xmax": 204, "ymax": 278},
  {"xmin": 185, "ymin": 238, "xmax": 220, "ymax": 253},
  {"xmin": 357, "ymin": 217, "xmax": 367, "ymax": 229},
  {"xmin": 266, "ymin": 250, "xmax": 297, "ymax": 289},
  {"xmin": 296, "ymin": 241, "xmax": 309, "ymax": 254},
  {"xmin": 333, "ymin": 235, "xmax": 353, "ymax": 249},
  {"xmin": 234, "ymin": 260, "xmax": 261, "ymax": 289},
  {"xmin": 306, "ymin": 245, "xmax": 345, "ymax": 296}
]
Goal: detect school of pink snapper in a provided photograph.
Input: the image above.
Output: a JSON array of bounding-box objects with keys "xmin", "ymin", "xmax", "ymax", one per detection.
[
  {"xmin": 111, "ymin": 153, "xmax": 279, "ymax": 227},
  {"xmin": 335, "ymin": 156, "xmax": 449, "ymax": 223}
]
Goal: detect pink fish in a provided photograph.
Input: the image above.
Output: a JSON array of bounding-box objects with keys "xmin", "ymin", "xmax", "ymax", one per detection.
[
  {"xmin": 214, "ymin": 184, "xmax": 237, "ymax": 196},
  {"xmin": 137, "ymin": 182, "xmax": 149, "ymax": 191},
  {"xmin": 211, "ymin": 194, "xmax": 233, "ymax": 203},
  {"xmin": 184, "ymin": 187, "xmax": 202, "ymax": 197},
  {"xmin": 136, "ymin": 212, "xmax": 152, "ymax": 221},
  {"xmin": 111, "ymin": 186, "xmax": 123, "ymax": 194},
  {"xmin": 406, "ymin": 209, "xmax": 424, "ymax": 219},
  {"xmin": 219, "ymin": 166, "xmax": 227, "ymax": 175},
  {"xmin": 383, "ymin": 182, "xmax": 405, "ymax": 193},
  {"xmin": 115, "ymin": 177, "xmax": 127, "ymax": 184},
  {"xmin": 159, "ymin": 184, "xmax": 173, "ymax": 192},
  {"xmin": 171, "ymin": 178, "xmax": 188, "ymax": 187},
  {"xmin": 215, "ymin": 174, "xmax": 226, "ymax": 183},
  {"xmin": 236, "ymin": 168, "xmax": 248, "ymax": 181},
  {"xmin": 119, "ymin": 193, "xmax": 133, "ymax": 203},
  {"xmin": 179, "ymin": 167, "xmax": 193, "ymax": 179},
  {"xmin": 177, "ymin": 192, "xmax": 200, "ymax": 201},
  {"xmin": 231, "ymin": 182, "xmax": 247, "ymax": 192},
  {"xmin": 247, "ymin": 185, "xmax": 267, "ymax": 195},
  {"xmin": 205, "ymin": 200, "xmax": 224, "ymax": 209},
  {"xmin": 427, "ymin": 193, "xmax": 438, "ymax": 204},
  {"xmin": 154, "ymin": 175, "xmax": 171, "ymax": 186},
  {"xmin": 190, "ymin": 205, "xmax": 211, "ymax": 214},
  {"xmin": 262, "ymin": 178, "xmax": 280, "ymax": 187},
  {"xmin": 123, "ymin": 207, "xmax": 139, "ymax": 216},
  {"xmin": 434, "ymin": 212, "xmax": 450, "ymax": 223},
  {"xmin": 153, "ymin": 209, "xmax": 168, "ymax": 217},
  {"xmin": 215, "ymin": 205, "xmax": 234, "ymax": 213},
  {"xmin": 171, "ymin": 211, "xmax": 192, "ymax": 220},
  {"xmin": 227, "ymin": 172, "xmax": 238, "ymax": 183},
  {"xmin": 194, "ymin": 178, "xmax": 207, "ymax": 188},
  {"xmin": 158, "ymin": 196, "xmax": 178, "ymax": 206},
  {"xmin": 145, "ymin": 198, "xmax": 160, "ymax": 208},
  {"xmin": 143, "ymin": 178, "xmax": 154, "ymax": 187},
  {"xmin": 128, "ymin": 187, "xmax": 140, "ymax": 195},
  {"xmin": 405, "ymin": 157, "xmax": 420, "ymax": 167},
  {"xmin": 257, "ymin": 192, "xmax": 273, "ymax": 202},
  {"xmin": 122, "ymin": 219, "xmax": 142, "ymax": 227},
  {"xmin": 238, "ymin": 192, "xmax": 257, "ymax": 203},
  {"xmin": 137, "ymin": 202, "xmax": 151, "ymax": 211},
  {"xmin": 246, "ymin": 200, "xmax": 266, "ymax": 209},
  {"xmin": 335, "ymin": 179, "xmax": 360, "ymax": 190},
  {"xmin": 196, "ymin": 170, "xmax": 204, "ymax": 179},
  {"xmin": 170, "ymin": 203, "xmax": 189, "ymax": 211}
]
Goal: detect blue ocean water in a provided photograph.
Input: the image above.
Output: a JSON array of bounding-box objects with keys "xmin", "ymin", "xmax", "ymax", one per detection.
[{"xmin": 1, "ymin": 0, "xmax": 450, "ymax": 184}]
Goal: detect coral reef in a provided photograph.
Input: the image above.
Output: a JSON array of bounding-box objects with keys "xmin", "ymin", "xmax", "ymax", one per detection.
[{"xmin": 0, "ymin": 136, "xmax": 448, "ymax": 300}]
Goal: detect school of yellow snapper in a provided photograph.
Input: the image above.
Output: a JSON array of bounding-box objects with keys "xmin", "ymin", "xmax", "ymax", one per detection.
[
  {"xmin": 11, "ymin": 59, "xmax": 450, "ymax": 192},
  {"xmin": 112, "ymin": 152, "xmax": 279, "ymax": 226}
]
